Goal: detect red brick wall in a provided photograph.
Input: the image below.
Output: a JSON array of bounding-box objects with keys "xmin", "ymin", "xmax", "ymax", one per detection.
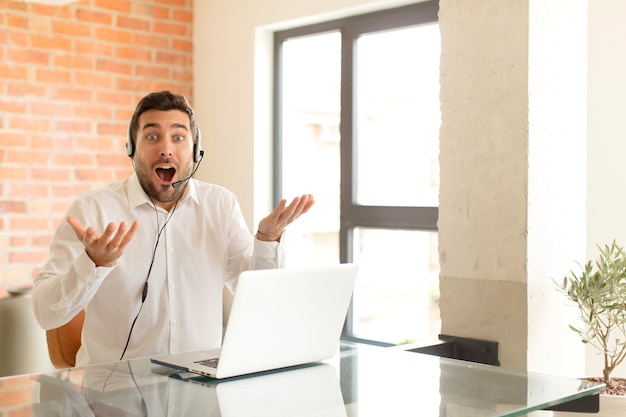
[{"xmin": 0, "ymin": 0, "xmax": 194, "ymax": 296}]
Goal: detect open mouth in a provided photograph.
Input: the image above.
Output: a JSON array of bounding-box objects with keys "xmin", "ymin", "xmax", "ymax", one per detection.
[{"xmin": 156, "ymin": 166, "xmax": 176, "ymax": 183}]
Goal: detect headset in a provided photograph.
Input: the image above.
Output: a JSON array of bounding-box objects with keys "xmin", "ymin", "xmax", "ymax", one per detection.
[{"xmin": 125, "ymin": 119, "xmax": 203, "ymax": 163}]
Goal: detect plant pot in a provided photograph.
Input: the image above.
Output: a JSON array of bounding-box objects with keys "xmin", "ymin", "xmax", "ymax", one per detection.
[{"xmin": 551, "ymin": 393, "xmax": 626, "ymax": 417}]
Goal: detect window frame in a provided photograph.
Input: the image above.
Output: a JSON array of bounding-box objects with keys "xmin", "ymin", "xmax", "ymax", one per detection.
[{"xmin": 273, "ymin": 1, "xmax": 440, "ymax": 346}]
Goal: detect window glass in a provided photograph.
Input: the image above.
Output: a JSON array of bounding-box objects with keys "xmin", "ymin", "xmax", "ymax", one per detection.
[{"xmin": 355, "ymin": 25, "xmax": 441, "ymax": 207}]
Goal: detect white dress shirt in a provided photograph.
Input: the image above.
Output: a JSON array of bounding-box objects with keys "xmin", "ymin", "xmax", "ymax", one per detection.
[{"xmin": 32, "ymin": 174, "xmax": 284, "ymax": 366}]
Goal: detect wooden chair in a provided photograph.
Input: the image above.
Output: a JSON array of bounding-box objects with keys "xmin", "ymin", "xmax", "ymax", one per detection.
[{"xmin": 45, "ymin": 310, "xmax": 85, "ymax": 368}]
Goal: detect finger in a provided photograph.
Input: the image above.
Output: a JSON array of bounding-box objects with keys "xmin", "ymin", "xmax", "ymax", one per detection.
[
  {"xmin": 107, "ymin": 221, "xmax": 129, "ymax": 249},
  {"xmin": 83, "ymin": 226, "xmax": 100, "ymax": 246},
  {"xmin": 117, "ymin": 220, "xmax": 140, "ymax": 250},
  {"xmin": 109, "ymin": 220, "xmax": 139, "ymax": 250},
  {"xmin": 282, "ymin": 195, "xmax": 313, "ymax": 224},
  {"xmin": 66, "ymin": 216, "xmax": 86, "ymax": 240},
  {"xmin": 98, "ymin": 222, "xmax": 118, "ymax": 245}
]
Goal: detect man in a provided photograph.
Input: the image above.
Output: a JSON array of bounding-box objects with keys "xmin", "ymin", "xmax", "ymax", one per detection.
[{"xmin": 32, "ymin": 91, "xmax": 314, "ymax": 366}]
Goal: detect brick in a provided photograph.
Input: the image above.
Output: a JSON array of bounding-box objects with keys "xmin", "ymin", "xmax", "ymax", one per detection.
[
  {"xmin": 0, "ymin": 99, "xmax": 28, "ymax": 114},
  {"xmin": 54, "ymin": 153, "xmax": 94, "ymax": 166},
  {"xmin": 30, "ymin": 101, "xmax": 72, "ymax": 117},
  {"xmin": 172, "ymin": 9, "xmax": 193, "ymax": 24},
  {"xmin": 172, "ymin": 68, "xmax": 193, "ymax": 83},
  {"xmin": 115, "ymin": 76, "xmax": 152, "ymax": 92},
  {"xmin": 74, "ymin": 39, "xmax": 114, "ymax": 57},
  {"xmin": 73, "ymin": 105, "xmax": 114, "ymax": 120},
  {"xmin": 153, "ymin": 20, "xmax": 188, "ymax": 37},
  {"xmin": 75, "ymin": 168, "xmax": 115, "ymax": 182},
  {"xmin": 95, "ymin": 26, "xmax": 132, "ymax": 44},
  {"xmin": 10, "ymin": 250, "xmax": 49, "ymax": 263},
  {"xmin": 97, "ymin": 122, "xmax": 126, "ymax": 136},
  {"xmin": 51, "ymin": 184, "xmax": 93, "ymax": 197},
  {"xmin": 134, "ymin": 33, "xmax": 170, "ymax": 48},
  {"xmin": 97, "ymin": 153, "xmax": 129, "ymax": 167},
  {"xmin": 9, "ymin": 117, "xmax": 51, "ymax": 131},
  {"xmin": 116, "ymin": 46, "xmax": 152, "ymax": 62},
  {"xmin": 6, "ymin": 13, "xmax": 28, "ymax": 29},
  {"xmin": 31, "ymin": 34, "xmax": 72, "ymax": 51},
  {"xmin": 32, "ymin": 234, "xmax": 53, "ymax": 247},
  {"xmin": 74, "ymin": 71, "xmax": 115, "ymax": 89},
  {"xmin": 31, "ymin": 134, "xmax": 73, "ymax": 151},
  {"xmin": 7, "ymin": 82, "xmax": 48, "ymax": 97},
  {"xmin": 172, "ymin": 39, "xmax": 192, "ymax": 53},
  {"xmin": 54, "ymin": 120, "xmax": 93, "ymax": 133},
  {"xmin": 0, "ymin": 30, "xmax": 28, "ymax": 47},
  {"xmin": 31, "ymin": 168, "xmax": 72, "ymax": 182},
  {"xmin": 154, "ymin": 0, "xmax": 187, "ymax": 7},
  {"xmin": 6, "ymin": 47, "xmax": 50, "ymax": 65},
  {"xmin": 51, "ymin": 20, "xmax": 93, "ymax": 37},
  {"xmin": 5, "ymin": 149, "xmax": 49, "ymax": 165},
  {"xmin": 10, "ymin": 217, "xmax": 49, "ymax": 231},
  {"xmin": 95, "ymin": 0, "xmax": 132, "ymax": 13},
  {"xmin": 116, "ymin": 15, "xmax": 151, "ymax": 31},
  {"xmin": 0, "ymin": 166, "xmax": 28, "ymax": 180},
  {"xmin": 155, "ymin": 51, "xmax": 189, "ymax": 66},
  {"xmin": 136, "ymin": 4, "xmax": 170, "ymax": 19},
  {"xmin": 0, "ymin": 64, "xmax": 28, "ymax": 80},
  {"xmin": 10, "ymin": 235, "xmax": 28, "ymax": 246},
  {"xmin": 35, "ymin": 68, "xmax": 72, "ymax": 84},
  {"xmin": 32, "ymin": 4, "xmax": 73, "ymax": 19},
  {"xmin": 7, "ymin": 183, "xmax": 49, "ymax": 199},
  {"xmin": 53, "ymin": 87, "xmax": 94, "ymax": 102},
  {"xmin": 75, "ymin": 8, "xmax": 113, "ymax": 25},
  {"xmin": 0, "ymin": 200, "xmax": 27, "ymax": 213},
  {"xmin": 115, "ymin": 168, "xmax": 134, "ymax": 180},
  {"xmin": 96, "ymin": 90, "xmax": 136, "ymax": 106},
  {"xmin": 96, "ymin": 58, "xmax": 133, "ymax": 75},
  {"xmin": 52, "ymin": 54, "xmax": 93, "ymax": 70},
  {"xmin": 136, "ymin": 65, "xmax": 169, "ymax": 79}
]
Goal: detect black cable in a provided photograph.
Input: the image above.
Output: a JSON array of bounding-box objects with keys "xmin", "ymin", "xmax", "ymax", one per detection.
[{"xmin": 119, "ymin": 197, "xmax": 180, "ymax": 361}]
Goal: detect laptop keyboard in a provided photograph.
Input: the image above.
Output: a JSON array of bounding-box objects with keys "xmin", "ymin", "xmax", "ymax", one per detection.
[{"xmin": 194, "ymin": 357, "xmax": 219, "ymax": 368}]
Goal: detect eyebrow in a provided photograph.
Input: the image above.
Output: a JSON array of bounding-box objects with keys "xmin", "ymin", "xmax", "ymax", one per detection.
[{"xmin": 142, "ymin": 122, "xmax": 190, "ymax": 131}]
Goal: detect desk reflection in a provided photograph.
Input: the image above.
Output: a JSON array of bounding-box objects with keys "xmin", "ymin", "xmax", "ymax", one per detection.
[{"xmin": 32, "ymin": 360, "xmax": 344, "ymax": 417}]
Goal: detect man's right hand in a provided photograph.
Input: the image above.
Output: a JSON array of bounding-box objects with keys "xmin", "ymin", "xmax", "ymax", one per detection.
[{"xmin": 66, "ymin": 216, "xmax": 139, "ymax": 267}]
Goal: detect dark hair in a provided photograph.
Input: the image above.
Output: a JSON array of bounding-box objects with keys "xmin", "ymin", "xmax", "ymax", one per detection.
[{"xmin": 128, "ymin": 90, "xmax": 199, "ymax": 147}]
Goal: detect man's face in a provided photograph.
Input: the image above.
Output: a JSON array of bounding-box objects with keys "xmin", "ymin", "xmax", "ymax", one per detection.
[{"xmin": 131, "ymin": 109, "xmax": 195, "ymax": 208}]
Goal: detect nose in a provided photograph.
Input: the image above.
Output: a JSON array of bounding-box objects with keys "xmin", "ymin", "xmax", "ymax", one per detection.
[{"xmin": 160, "ymin": 141, "xmax": 174, "ymax": 157}]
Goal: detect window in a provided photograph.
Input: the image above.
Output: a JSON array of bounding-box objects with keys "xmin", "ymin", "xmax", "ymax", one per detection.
[{"xmin": 274, "ymin": 1, "xmax": 440, "ymax": 346}]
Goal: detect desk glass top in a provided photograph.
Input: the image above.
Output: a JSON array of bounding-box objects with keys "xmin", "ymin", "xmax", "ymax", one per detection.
[{"xmin": 0, "ymin": 342, "xmax": 605, "ymax": 417}]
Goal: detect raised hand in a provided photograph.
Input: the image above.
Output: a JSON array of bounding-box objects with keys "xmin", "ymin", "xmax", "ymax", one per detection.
[
  {"xmin": 66, "ymin": 216, "xmax": 140, "ymax": 267},
  {"xmin": 256, "ymin": 194, "xmax": 315, "ymax": 242}
]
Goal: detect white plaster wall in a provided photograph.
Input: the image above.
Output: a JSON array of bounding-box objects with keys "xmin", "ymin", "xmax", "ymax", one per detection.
[
  {"xmin": 526, "ymin": 0, "xmax": 587, "ymax": 377},
  {"xmin": 586, "ymin": 0, "xmax": 626, "ymax": 378}
]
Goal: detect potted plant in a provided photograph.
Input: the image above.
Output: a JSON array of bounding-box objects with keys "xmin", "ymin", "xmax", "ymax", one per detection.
[{"xmin": 555, "ymin": 240, "xmax": 626, "ymax": 416}]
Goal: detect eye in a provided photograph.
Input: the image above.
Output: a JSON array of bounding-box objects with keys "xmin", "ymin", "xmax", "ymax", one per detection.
[
  {"xmin": 175, "ymin": 135, "xmax": 185, "ymax": 142},
  {"xmin": 147, "ymin": 134, "xmax": 157, "ymax": 141}
]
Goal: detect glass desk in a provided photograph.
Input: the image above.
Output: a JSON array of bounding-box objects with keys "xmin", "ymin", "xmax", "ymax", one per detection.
[{"xmin": 0, "ymin": 342, "xmax": 605, "ymax": 417}]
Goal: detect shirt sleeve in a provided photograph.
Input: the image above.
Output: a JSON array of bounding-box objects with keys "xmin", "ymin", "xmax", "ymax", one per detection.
[{"xmin": 31, "ymin": 201, "xmax": 115, "ymax": 330}]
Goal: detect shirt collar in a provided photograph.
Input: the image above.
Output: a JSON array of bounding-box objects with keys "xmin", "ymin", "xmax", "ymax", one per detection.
[{"xmin": 127, "ymin": 173, "xmax": 200, "ymax": 210}]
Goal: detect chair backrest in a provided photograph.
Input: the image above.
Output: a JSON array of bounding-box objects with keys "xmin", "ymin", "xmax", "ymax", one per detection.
[{"xmin": 45, "ymin": 310, "xmax": 85, "ymax": 368}]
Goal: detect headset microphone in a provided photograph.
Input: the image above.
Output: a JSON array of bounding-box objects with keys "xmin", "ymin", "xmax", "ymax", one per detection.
[{"xmin": 172, "ymin": 150, "xmax": 204, "ymax": 188}]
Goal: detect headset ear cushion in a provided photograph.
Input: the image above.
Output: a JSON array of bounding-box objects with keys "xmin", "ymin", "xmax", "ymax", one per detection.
[
  {"xmin": 126, "ymin": 125, "xmax": 134, "ymax": 157},
  {"xmin": 193, "ymin": 127, "xmax": 203, "ymax": 163}
]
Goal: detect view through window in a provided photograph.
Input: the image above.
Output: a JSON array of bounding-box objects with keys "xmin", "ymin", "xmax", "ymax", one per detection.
[{"xmin": 275, "ymin": 3, "xmax": 441, "ymax": 346}]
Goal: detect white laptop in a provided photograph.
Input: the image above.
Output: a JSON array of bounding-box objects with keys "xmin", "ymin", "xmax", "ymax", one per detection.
[{"xmin": 151, "ymin": 263, "xmax": 358, "ymax": 379}]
